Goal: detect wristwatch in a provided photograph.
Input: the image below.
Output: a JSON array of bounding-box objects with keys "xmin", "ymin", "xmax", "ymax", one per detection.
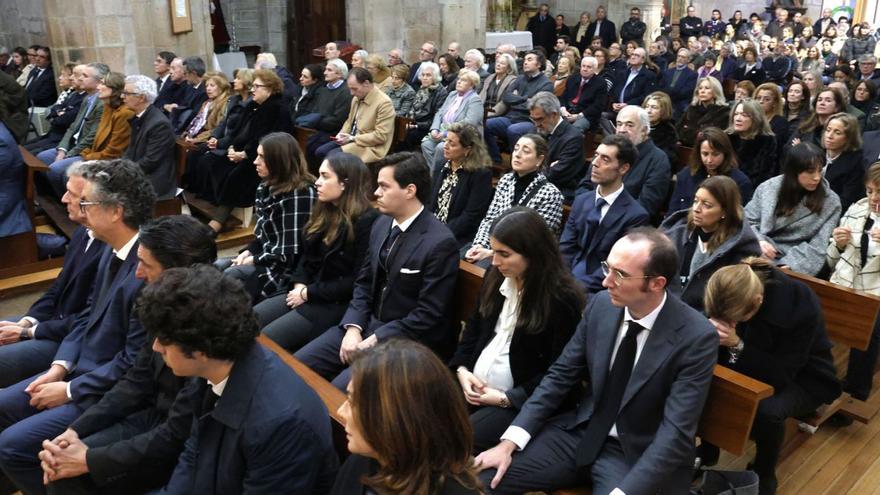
[
  {"xmin": 727, "ymin": 339, "xmax": 744, "ymax": 364},
  {"xmin": 499, "ymin": 393, "xmax": 510, "ymax": 409},
  {"xmin": 19, "ymin": 328, "xmax": 31, "ymax": 341}
]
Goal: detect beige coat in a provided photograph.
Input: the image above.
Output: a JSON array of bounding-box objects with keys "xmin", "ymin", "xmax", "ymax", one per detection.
[{"xmin": 340, "ymin": 86, "xmax": 395, "ymax": 163}]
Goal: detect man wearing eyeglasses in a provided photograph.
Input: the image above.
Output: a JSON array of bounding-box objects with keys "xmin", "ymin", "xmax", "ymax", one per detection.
[
  {"xmin": 408, "ymin": 41, "xmax": 438, "ymax": 89},
  {"xmin": 24, "ymin": 46, "xmax": 57, "ymax": 107},
  {"xmin": 475, "ymin": 227, "xmax": 718, "ymax": 495},
  {"xmin": 122, "ymin": 74, "xmax": 177, "ymax": 200},
  {"xmin": 0, "ymin": 159, "xmax": 156, "ymax": 495}
]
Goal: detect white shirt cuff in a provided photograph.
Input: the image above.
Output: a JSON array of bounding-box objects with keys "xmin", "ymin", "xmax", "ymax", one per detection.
[
  {"xmin": 22, "ymin": 316, "xmax": 39, "ymax": 327},
  {"xmin": 66, "ymin": 382, "xmax": 72, "ymax": 400},
  {"xmin": 52, "ymin": 360, "xmax": 73, "ymax": 372},
  {"xmin": 610, "ymin": 489, "xmax": 626, "ymax": 495},
  {"xmin": 28, "ymin": 323, "xmax": 37, "ymax": 339},
  {"xmin": 344, "ymin": 324, "xmax": 363, "ymax": 334},
  {"xmin": 500, "ymin": 425, "xmax": 531, "ymax": 451}
]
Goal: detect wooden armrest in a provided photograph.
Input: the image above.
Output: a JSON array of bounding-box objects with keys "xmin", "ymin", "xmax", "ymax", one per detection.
[
  {"xmin": 699, "ymin": 365, "xmax": 773, "ymax": 456},
  {"xmin": 257, "ymin": 334, "xmax": 346, "ymax": 425},
  {"xmin": 19, "ymin": 146, "xmax": 48, "ymax": 172}
]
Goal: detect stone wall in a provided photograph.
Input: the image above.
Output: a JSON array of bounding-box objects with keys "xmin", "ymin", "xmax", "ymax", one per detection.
[
  {"xmin": 217, "ymin": 0, "xmax": 287, "ymax": 65},
  {"xmin": 0, "ymin": 0, "xmax": 48, "ymax": 52}
]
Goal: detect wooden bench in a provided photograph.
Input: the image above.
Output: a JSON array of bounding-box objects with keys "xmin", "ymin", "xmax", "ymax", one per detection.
[{"xmin": 393, "ymin": 116, "xmax": 414, "ymax": 150}]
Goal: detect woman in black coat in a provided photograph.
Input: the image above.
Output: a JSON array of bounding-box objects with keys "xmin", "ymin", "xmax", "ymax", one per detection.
[
  {"xmin": 643, "ymin": 91, "xmax": 681, "ymax": 172},
  {"xmin": 676, "ymin": 76, "xmax": 730, "ymax": 146},
  {"xmin": 255, "ymin": 153, "xmax": 378, "ymax": 352},
  {"xmin": 727, "ymin": 99, "xmax": 778, "ymax": 187},
  {"xmin": 429, "ymin": 123, "xmax": 493, "ymax": 247},
  {"xmin": 189, "ymin": 70, "xmax": 292, "ymax": 230},
  {"xmin": 823, "ymin": 112, "xmax": 866, "ymax": 212},
  {"xmin": 700, "ymin": 258, "xmax": 841, "ymax": 495},
  {"xmin": 449, "ymin": 207, "xmax": 585, "ymax": 451}
]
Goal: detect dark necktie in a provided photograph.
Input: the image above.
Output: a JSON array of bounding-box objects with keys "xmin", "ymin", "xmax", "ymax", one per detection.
[
  {"xmin": 202, "ymin": 389, "xmax": 220, "ymax": 416},
  {"xmin": 96, "ymin": 255, "xmax": 125, "ymax": 306},
  {"xmin": 583, "ymin": 197, "xmax": 607, "ymax": 244},
  {"xmin": 572, "ymin": 78, "xmax": 587, "ymax": 105},
  {"xmin": 379, "ymin": 226, "xmax": 402, "ymax": 269},
  {"xmin": 156, "ymin": 76, "xmax": 164, "ymax": 93},
  {"xmin": 576, "ymin": 320, "xmax": 644, "ymax": 466}
]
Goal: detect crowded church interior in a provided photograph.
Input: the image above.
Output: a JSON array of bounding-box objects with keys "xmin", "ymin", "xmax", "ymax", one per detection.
[{"xmin": 2, "ymin": 0, "xmax": 880, "ymax": 493}]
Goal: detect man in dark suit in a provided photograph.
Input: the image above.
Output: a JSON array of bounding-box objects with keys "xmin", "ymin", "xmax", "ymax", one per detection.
[
  {"xmin": 0, "ymin": 160, "xmax": 156, "ymax": 495},
  {"xmin": 561, "ymin": 135, "xmax": 649, "ymax": 293},
  {"xmin": 122, "ymin": 74, "xmax": 177, "ymax": 200},
  {"xmin": 152, "ymin": 51, "xmax": 175, "ymax": 99},
  {"xmin": 611, "ymin": 48, "xmax": 655, "ymax": 110},
  {"xmin": 37, "ymin": 216, "xmax": 218, "ymax": 495},
  {"xmin": 679, "ymin": 5, "xmax": 703, "ymax": 39},
  {"xmin": 527, "ymin": 4, "xmax": 557, "ymax": 56},
  {"xmin": 561, "ymin": 56, "xmax": 608, "ymax": 134},
  {"xmin": 529, "ymin": 91, "xmax": 585, "ymax": 203},
  {"xmin": 408, "ymin": 42, "xmax": 438, "ymax": 89},
  {"xmin": 169, "ymin": 56, "xmax": 208, "ymax": 134},
  {"xmin": 0, "ymin": 168, "xmax": 105, "ymax": 388},
  {"xmin": 857, "ymin": 55, "xmax": 880, "ymax": 82},
  {"xmin": 813, "ymin": 7, "xmax": 836, "ymax": 39},
  {"xmin": 25, "ymin": 46, "xmax": 57, "ymax": 107},
  {"xmin": 586, "ymin": 6, "xmax": 617, "ymax": 48},
  {"xmin": 24, "ymin": 65, "xmax": 86, "ymax": 154},
  {"xmin": 153, "ymin": 57, "xmax": 188, "ymax": 116},
  {"xmin": 619, "ymin": 7, "xmax": 646, "ymax": 47},
  {"xmin": 475, "ymin": 228, "xmax": 718, "ymax": 494},
  {"xmin": 296, "ymin": 153, "xmax": 459, "ymax": 389},
  {"xmin": 863, "ymin": 130, "xmax": 880, "ymax": 167},
  {"xmin": 134, "ymin": 265, "xmax": 338, "ymax": 493},
  {"xmin": 661, "ymin": 48, "xmax": 698, "ymax": 118}
]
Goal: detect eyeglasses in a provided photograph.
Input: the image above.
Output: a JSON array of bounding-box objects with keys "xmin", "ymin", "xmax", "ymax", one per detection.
[
  {"xmin": 78, "ymin": 200, "xmax": 106, "ymax": 214},
  {"xmin": 252, "ymin": 83, "xmax": 269, "ymax": 89},
  {"xmin": 121, "ymin": 91, "xmax": 141, "ymax": 97},
  {"xmin": 601, "ymin": 261, "xmax": 654, "ymax": 287}
]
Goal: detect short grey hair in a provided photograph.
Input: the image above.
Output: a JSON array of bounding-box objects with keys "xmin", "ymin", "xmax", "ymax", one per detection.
[
  {"xmin": 677, "ymin": 48, "xmax": 691, "ymax": 59},
  {"xmin": 88, "ymin": 63, "xmax": 110, "ymax": 80},
  {"xmin": 256, "ymin": 52, "xmax": 277, "ymax": 68},
  {"xmin": 417, "ymin": 62, "xmax": 442, "ymax": 84},
  {"xmin": 495, "ymin": 53, "xmax": 519, "ymax": 76},
  {"xmin": 353, "ymin": 49, "xmax": 368, "ymax": 60},
  {"xmin": 620, "ymin": 105, "xmax": 651, "ymax": 133},
  {"xmin": 68, "ymin": 159, "xmax": 156, "ymax": 230},
  {"xmin": 182, "ymin": 56, "xmax": 206, "ymax": 77},
  {"xmin": 859, "ymin": 54, "xmax": 877, "ymax": 64},
  {"xmin": 581, "ymin": 56, "xmax": 598, "ymax": 69},
  {"xmin": 527, "ymin": 91, "xmax": 561, "ymax": 115},
  {"xmin": 456, "ymin": 69, "xmax": 481, "ymax": 89},
  {"xmin": 464, "ymin": 49, "xmax": 485, "ymax": 67},
  {"xmin": 124, "ymin": 74, "xmax": 158, "ymax": 103},
  {"xmin": 326, "ymin": 58, "xmax": 349, "ymax": 79}
]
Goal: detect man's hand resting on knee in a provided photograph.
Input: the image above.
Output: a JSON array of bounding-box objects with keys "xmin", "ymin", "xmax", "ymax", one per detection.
[{"xmin": 474, "ymin": 439, "xmax": 518, "ymax": 489}]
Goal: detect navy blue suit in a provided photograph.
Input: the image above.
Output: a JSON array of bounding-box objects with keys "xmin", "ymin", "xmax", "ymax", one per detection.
[
  {"xmin": 660, "ymin": 67, "xmax": 698, "ymax": 118},
  {"xmin": 545, "ymin": 119, "xmax": 588, "ymax": 203},
  {"xmin": 24, "ymin": 66, "xmax": 57, "ymax": 107},
  {"xmin": 561, "ymin": 74, "xmax": 608, "ymax": 132},
  {"xmin": 153, "ymin": 79, "xmax": 186, "ymax": 113},
  {"xmin": 613, "ymin": 67, "xmax": 656, "ymax": 106},
  {"xmin": 0, "ymin": 121, "xmax": 31, "ymax": 237},
  {"xmin": 560, "ymin": 189, "xmax": 650, "ymax": 292},
  {"xmin": 295, "ymin": 208, "xmax": 459, "ymax": 388},
  {"xmin": 0, "ymin": 227, "xmax": 105, "ymax": 388},
  {"xmin": 0, "ymin": 241, "xmax": 146, "ymax": 495},
  {"xmin": 161, "ymin": 345, "xmax": 338, "ymax": 495},
  {"xmin": 170, "ymin": 83, "xmax": 208, "ymax": 134}
]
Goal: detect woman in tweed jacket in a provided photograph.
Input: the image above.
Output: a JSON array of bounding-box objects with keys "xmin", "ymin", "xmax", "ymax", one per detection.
[
  {"xmin": 464, "ymin": 134, "xmax": 563, "ymax": 266},
  {"xmin": 827, "ymin": 162, "xmax": 880, "ymax": 402},
  {"xmin": 744, "ymin": 142, "xmax": 841, "ymax": 276},
  {"xmin": 225, "ymin": 132, "xmax": 316, "ymax": 301}
]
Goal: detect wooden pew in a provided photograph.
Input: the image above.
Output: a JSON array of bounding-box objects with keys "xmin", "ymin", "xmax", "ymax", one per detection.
[
  {"xmin": 293, "ymin": 126, "xmax": 317, "ymax": 157},
  {"xmin": 393, "ymin": 116, "xmax": 414, "ymax": 150}
]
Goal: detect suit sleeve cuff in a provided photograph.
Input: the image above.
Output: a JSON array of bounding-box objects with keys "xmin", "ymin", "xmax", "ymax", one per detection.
[{"xmin": 500, "ymin": 426, "xmax": 531, "ymax": 451}]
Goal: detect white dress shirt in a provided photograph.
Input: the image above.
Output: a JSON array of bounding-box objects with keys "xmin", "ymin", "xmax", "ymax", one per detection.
[
  {"xmin": 472, "ymin": 277, "xmax": 520, "ymax": 392},
  {"xmin": 595, "ymin": 183, "xmax": 625, "ymax": 223}
]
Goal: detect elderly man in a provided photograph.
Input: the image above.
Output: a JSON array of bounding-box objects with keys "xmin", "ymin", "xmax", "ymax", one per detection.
[
  {"xmin": 527, "ymin": 92, "xmax": 585, "ymax": 202},
  {"xmin": 169, "ymin": 56, "xmax": 208, "ymax": 133},
  {"xmin": 38, "ymin": 216, "xmax": 218, "ymax": 495},
  {"xmin": 561, "ymin": 56, "xmax": 608, "ymax": 134},
  {"xmin": 324, "ymin": 42, "xmax": 341, "ymax": 61},
  {"xmin": 582, "ymin": 105, "xmax": 670, "ymax": 215},
  {"xmin": 24, "ymin": 46, "xmax": 57, "ymax": 107},
  {"xmin": 123, "ymin": 75, "xmax": 177, "ymax": 200},
  {"xmin": 388, "ymin": 48, "xmax": 405, "ymax": 66},
  {"xmin": 255, "ymin": 52, "xmax": 298, "ymax": 100},
  {"xmin": 858, "ymin": 55, "xmax": 880, "ymax": 82},
  {"xmin": 0, "ymin": 159, "xmax": 156, "ymax": 495},
  {"xmin": 766, "ymin": 7, "xmax": 793, "ymax": 39},
  {"xmin": 152, "ymin": 53, "xmax": 184, "ymax": 112},
  {"xmin": 313, "ymin": 67, "xmax": 394, "ymax": 163},
  {"xmin": 158, "ymin": 58, "xmax": 187, "ymax": 115},
  {"xmin": 661, "ymin": 48, "xmax": 698, "ymax": 118},
  {"xmin": 408, "ymin": 41, "xmax": 438, "ymax": 89},
  {"xmin": 475, "ymin": 228, "xmax": 717, "ymax": 495},
  {"xmin": 484, "ymin": 50, "xmax": 553, "ymax": 163}
]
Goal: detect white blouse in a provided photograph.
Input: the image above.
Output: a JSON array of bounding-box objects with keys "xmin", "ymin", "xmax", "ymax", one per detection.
[{"xmin": 472, "ymin": 277, "xmax": 520, "ymax": 392}]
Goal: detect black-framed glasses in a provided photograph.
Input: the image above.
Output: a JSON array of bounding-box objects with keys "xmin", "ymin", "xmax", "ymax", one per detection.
[
  {"xmin": 79, "ymin": 200, "xmax": 106, "ymax": 214},
  {"xmin": 600, "ymin": 261, "xmax": 654, "ymax": 287}
]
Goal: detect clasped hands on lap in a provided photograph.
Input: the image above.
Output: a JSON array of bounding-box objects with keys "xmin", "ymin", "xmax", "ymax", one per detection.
[
  {"xmin": 25, "ymin": 364, "xmax": 70, "ymax": 410},
  {"xmin": 339, "ymin": 326, "xmax": 377, "ymax": 364},
  {"xmin": 38, "ymin": 428, "xmax": 89, "ymax": 485}
]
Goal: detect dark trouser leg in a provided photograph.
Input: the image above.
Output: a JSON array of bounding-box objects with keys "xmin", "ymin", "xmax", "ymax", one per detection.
[
  {"xmin": 294, "ymin": 326, "xmax": 347, "ymax": 382},
  {"xmin": 470, "ymin": 406, "xmax": 519, "ymax": 453},
  {"xmin": 844, "ymin": 315, "xmax": 880, "ymax": 401},
  {"xmin": 750, "ymin": 383, "xmax": 821, "ymax": 495},
  {"xmin": 0, "ymin": 340, "xmax": 60, "ymax": 388}
]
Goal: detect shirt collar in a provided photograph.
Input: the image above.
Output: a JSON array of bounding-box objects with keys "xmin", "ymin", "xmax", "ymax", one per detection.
[
  {"xmin": 597, "ymin": 182, "xmax": 625, "ymax": 206},
  {"xmin": 327, "ymin": 79, "xmax": 344, "ymax": 90},
  {"xmin": 392, "ymin": 205, "xmax": 424, "ymax": 232},
  {"xmin": 623, "ymin": 291, "xmax": 667, "ymax": 332},
  {"xmin": 208, "ymin": 376, "xmax": 229, "ymax": 396},
  {"xmin": 498, "ymin": 276, "xmax": 520, "ymax": 300},
  {"xmin": 114, "ymin": 233, "xmax": 138, "ymax": 261},
  {"xmin": 550, "ymin": 116, "xmax": 563, "ymax": 135},
  {"xmin": 136, "ymin": 107, "xmax": 149, "ymax": 118}
]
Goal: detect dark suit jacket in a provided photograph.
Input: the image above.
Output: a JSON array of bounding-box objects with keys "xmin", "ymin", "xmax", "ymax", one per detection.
[
  {"xmin": 341, "ymin": 209, "xmax": 459, "ymax": 355},
  {"xmin": 613, "ymin": 66, "xmax": 656, "ymax": 106},
  {"xmin": 25, "ymin": 65, "xmax": 57, "ymax": 107},
  {"xmin": 429, "ymin": 165, "xmax": 493, "ymax": 247},
  {"xmin": 660, "ymin": 67, "xmax": 698, "ymax": 117},
  {"xmin": 862, "ymin": 130, "xmax": 880, "ymax": 166},
  {"xmin": 824, "ymin": 150, "xmax": 865, "ymax": 212},
  {"xmin": 170, "ymin": 83, "xmax": 208, "ymax": 133},
  {"xmin": 44, "ymin": 90, "xmax": 85, "ymax": 140},
  {"xmin": 71, "ymin": 343, "xmax": 195, "ymax": 488},
  {"xmin": 124, "ymin": 105, "xmax": 177, "ymax": 199},
  {"xmin": 162, "ymin": 345, "xmax": 338, "ymax": 494},
  {"xmin": 526, "ymin": 14, "xmax": 557, "ymax": 54},
  {"xmin": 586, "ymin": 19, "xmax": 617, "ymax": 48},
  {"xmin": 449, "ymin": 278, "xmax": 583, "ymax": 408},
  {"xmin": 561, "ymin": 74, "xmax": 607, "ymax": 132},
  {"xmin": 0, "ymin": 121, "xmax": 31, "ymax": 237},
  {"xmin": 55, "ymin": 241, "xmax": 146, "ymax": 409},
  {"xmin": 153, "ymin": 79, "xmax": 186, "ymax": 113},
  {"xmin": 512, "ymin": 291, "xmax": 718, "ymax": 494},
  {"xmin": 732, "ymin": 63, "xmax": 766, "ymax": 86},
  {"xmin": 560, "ymin": 189, "xmax": 650, "ymax": 292},
  {"xmin": 544, "ymin": 119, "xmax": 586, "ymax": 202},
  {"xmin": 27, "ymin": 226, "xmax": 105, "ymax": 342},
  {"xmin": 408, "ymin": 61, "xmax": 426, "ymax": 89}
]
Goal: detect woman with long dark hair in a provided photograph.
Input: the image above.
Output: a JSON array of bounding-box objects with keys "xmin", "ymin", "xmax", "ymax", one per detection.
[
  {"xmin": 791, "ymin": 87, "xmax": 846, "ymax": 148},
  {"xmin": 255, "ymin": 152, "xmax": 377, "ymax": 352},
  {"xmin": 331, "ymin": 340, "xmax": 482, "ymax": 494},
  {"xmin": 224, "ymin": 132, "xmax": 316, "ymax": 301},
  {"xmin": 450, "ymin": 207, "xmax": 585, "ymax": 450},
  {"xmin": 744, "ymin": 142, "xmax": 841, "ymax": 275}
]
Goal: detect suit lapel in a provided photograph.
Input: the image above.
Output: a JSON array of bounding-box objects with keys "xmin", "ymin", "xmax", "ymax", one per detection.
[
  {"xmin": 587, "ymin": 194, "xmax": 628, "ymax": 255},
  {"xmin": 589, "ymin": 306, "xmax": 624, "ymax": 402},
  {"xmin": 620, "ymin": 296, "xmax": 681, "ymax": 410},
  {"xmin": 87, "ymin": 243, "xmax": 139, "ymax": 330},
  {"xmin": 387, "ymin": 213, "xmax": 427, "ymax": 281}
]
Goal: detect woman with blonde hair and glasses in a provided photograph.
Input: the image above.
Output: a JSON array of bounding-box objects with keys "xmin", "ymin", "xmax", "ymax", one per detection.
[{"xmin": 331, "ymin": 339, "xmax": 482, "ymax": 494}]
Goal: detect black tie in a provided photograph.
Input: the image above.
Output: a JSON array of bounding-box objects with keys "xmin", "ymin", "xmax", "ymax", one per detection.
[
  {"xmin": 202, "ymin": 389, "xmax": 220, "ymax": 416},
  {"xmin": 576, "ymin": 320, "xmax": 644, "ymax": 466},
  {"xmin": 379, "ymin": 226, "xmax": 402, "ymax": 269},
  {"xmin": 97, "ymin": 255, "xmax": 125, "ymax": 306}
]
